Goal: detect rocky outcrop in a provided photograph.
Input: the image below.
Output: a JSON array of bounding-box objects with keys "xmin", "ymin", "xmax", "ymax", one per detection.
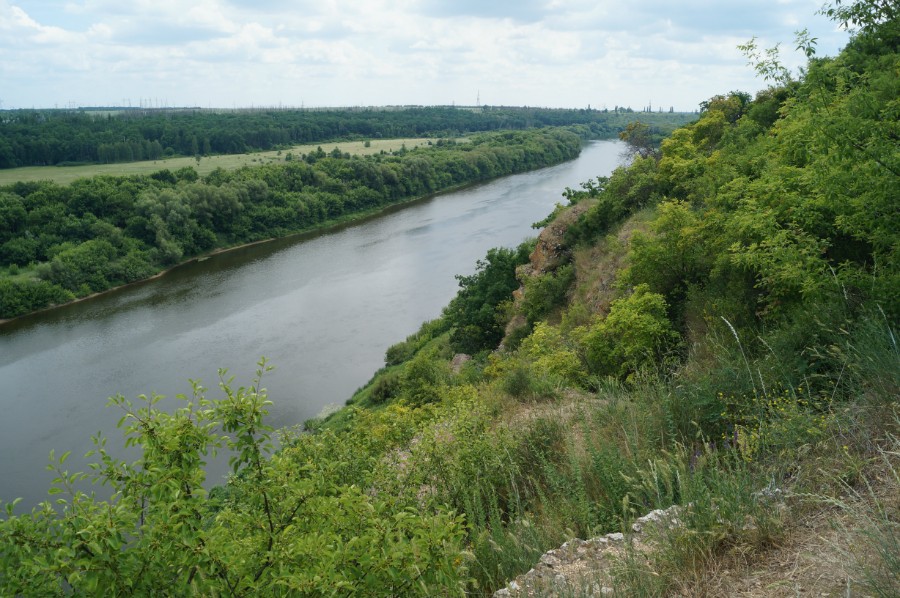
[
  {"xmin": 493, "ymin": 506, "xmax": 683, "ymax": 597},
  {"xmin": 509, "ymin": 202, "xmax": 589, "ymax": 321},
  {"xmin": 529, "ymin": 202, "xmax": 590, "ymax": 277}
]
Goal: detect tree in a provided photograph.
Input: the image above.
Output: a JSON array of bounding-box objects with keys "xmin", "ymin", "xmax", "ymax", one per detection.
[
  {"xmin": 0, "ymin": 192, "xmax": 27, "ymax": 246},
  {"xmin": 444, "ymin": 245, "xmax": 530, "ymax": 354},
  {"xmin": 821, "ymin": 0, "xmax": 898, "ymax": 33},
  {"xmin": 618, "ymin": 121, "xmax": 658, "ymax": 160},
  {"xmin": 45, "ymin": 239, "xmax": 119, "ymax": 293}
]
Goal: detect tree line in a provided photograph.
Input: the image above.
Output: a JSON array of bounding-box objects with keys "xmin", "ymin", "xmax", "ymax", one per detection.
[
  {"xmin": 0, "ymin": 106, "xmax": 692, "ymax": 168},
  {"xmin": 0, "ymin": 128, "xmax": 582, "ymax": 319}
]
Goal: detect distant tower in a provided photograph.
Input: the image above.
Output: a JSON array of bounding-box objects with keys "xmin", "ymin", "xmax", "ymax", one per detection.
[{"xmin": 477, "ymin": 90, "xmax": 480, "ymax": 107}]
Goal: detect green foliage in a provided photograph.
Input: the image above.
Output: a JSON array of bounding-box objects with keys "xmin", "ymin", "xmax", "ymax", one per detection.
[
  {"xmin": 0, "ymin": 278, "xmax": 75, "ymax": 317},
  {"xmin": 821, "ymin": 0, "xmax": 899, "ymax": 35},
  {"xmin": 0, "ymin": 107, "xmax": 692, "ymax": 168},
  {"xmin": 369, "ymin": 370, "xmax": 403, "ymax": 404},
  {"xmin": 619, "ymin": 120, "xmax": 667, "ymax": 160},
  {"xmin": 564, "ymin": 156, "xmax": 659, "ymax": 247},
  {"xmin": 579, "ymin": 284, "xmax": 679, "ymax": 379},
  {"xmin": 45, "ymin": 238, "xmax": 118, "ymax": 293},
  {"xmin": 518, "ymin": 322, "xmax": 584, "ymax": 387},
  {"xmin": 521, "ymin": 264, "xmax": 575, "ymax": 324},
  {"xmin": 0, "ymin": 192, "xmax": 27, "ymax": 245},
  {"xmin": 0, "ymin": 360, "xmax": 469, "ymax": 596},
  {"xmin": 626, "ymin": 199, "xmax": 709, "ymax": 306},
  {"xmin": 3, "ymin": 5, "xmax": 898, "ymax": 594},
  {"xmin": 400, "ymin": 349, "xmax": 451, "ymax": 406},
  {"xmin": 384, "ymin": 318, "xmax": 447, "ymax": 366},
  {"xmin": 444, "ymin": 243, "xmax": 531, "ymax": 354},
  {"xmin": 0, "ymin": 129, "xmax": 578, "ymax": 319}
]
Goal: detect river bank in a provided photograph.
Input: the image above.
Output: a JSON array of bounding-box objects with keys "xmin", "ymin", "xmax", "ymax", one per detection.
[
  {"xmin": 1, "ymin": 128, "xmax": 585, "ymax": 322},
  {"xmin": 0, "ymin": 175, "xmax": 507, "ymax": 326}
]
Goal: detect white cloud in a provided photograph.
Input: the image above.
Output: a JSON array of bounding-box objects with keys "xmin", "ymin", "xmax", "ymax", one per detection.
[{"xmin": 0, "ymin": 0, "xmax": 850, "ymax": 110}]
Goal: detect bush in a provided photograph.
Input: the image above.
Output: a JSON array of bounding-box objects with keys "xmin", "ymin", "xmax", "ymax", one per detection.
[
  {"xmin": 564, "ymin": 156, "xmax": 659, "ymax": 247},
  {"xmin": 521, "ymin": 264, "xmax": 575, "ymax": 324},
  {"xmin": 370, "ymin": 371, "xmax": 401, "ymax": 404},
  {"xmin": 579, "ymin": 284, "xmax": 679, "ymax": 379},
  {"xmin": 519, "ymin": 322, "xmax": 584, "ymax": 386},
  {"xmin": 400, "ymin": 350, "xmax": 450, "ymax": 406},
  {"xmin": 445, "ymin": 245, "xmax": 530, "ymax": 354},
  {"xmin": 0, "ymin": 363, "xmax": 470, "ymax": 596},
  {"xmin": 0, "ymin": 278, "xmax": 75, "ymax": 318},
  {"xmin": 502, "ymin": 365, "xmax": 534, "ymax": 398},
  {"xmin": 384, "ymin": 319, "xmax": 447, "ymax": 366}
]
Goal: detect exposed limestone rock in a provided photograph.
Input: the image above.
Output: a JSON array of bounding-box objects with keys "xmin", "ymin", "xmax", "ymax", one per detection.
[
  {"xmin": 528, "ymin": 202, "xmax": 590, "ymax": 277},
  {"xmin": 502, "ymin": 202, "xmax": 590, "ymax": 351},
  {"xmin": 492, "ymin": 505, "xmax": 683, "ymax": 597}
]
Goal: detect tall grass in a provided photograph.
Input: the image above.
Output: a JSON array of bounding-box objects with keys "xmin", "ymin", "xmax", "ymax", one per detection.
[
  {"xmin": 849, "ymin": 432, "xmax": 900, "ymax": 597},
  {"xmin": 602, "ymin": 310, "xmax": 899, "ymax": 595},
  {"xmin": 343, "ymin": 303, "xmax": 897, "ymax": 595}
]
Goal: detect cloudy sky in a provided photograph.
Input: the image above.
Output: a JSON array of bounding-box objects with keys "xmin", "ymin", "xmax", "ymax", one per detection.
[{"xmin": 1, "ymin": 0, "xmax": 848, "ymax": 111}]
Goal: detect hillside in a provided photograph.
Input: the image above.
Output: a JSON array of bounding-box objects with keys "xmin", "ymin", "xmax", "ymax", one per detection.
[{"xmin": 1, "ymin": 1, "xmax": 897, "ymax": 595}]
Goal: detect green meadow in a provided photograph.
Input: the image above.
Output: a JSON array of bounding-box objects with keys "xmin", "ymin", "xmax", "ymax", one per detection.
[{"xmin": 0, "ymin": 138, "xmax": 439, "ymax": 185}]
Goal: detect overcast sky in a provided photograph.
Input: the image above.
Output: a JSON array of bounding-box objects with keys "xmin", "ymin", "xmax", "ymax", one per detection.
[{"xmin": 1, "ymin": 0, "xmax": 849, "ymax": 111}]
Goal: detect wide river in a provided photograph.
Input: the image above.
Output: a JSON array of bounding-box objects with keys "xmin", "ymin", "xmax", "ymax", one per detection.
[{"xmin": 0, "ymin": 141, "xmax": 623, "ymax": 509}]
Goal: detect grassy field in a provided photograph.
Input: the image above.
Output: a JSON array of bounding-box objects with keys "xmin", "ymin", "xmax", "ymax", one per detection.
[{"xmin": 0, "ymin": 138, "xmax": 440, "ymax": 186}]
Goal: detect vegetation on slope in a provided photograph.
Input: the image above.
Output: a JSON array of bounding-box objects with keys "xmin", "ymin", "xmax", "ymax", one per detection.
[{"xmin": 1, "ymin": 1, "xmax": 897, "ymax": 595}]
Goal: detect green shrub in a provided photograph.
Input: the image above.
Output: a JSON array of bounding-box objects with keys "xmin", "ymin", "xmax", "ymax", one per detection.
[
  {"xmin": 444, "ymin": 243, "xmax": 532, "ymax": 354},
  {"xmin": 503, "ymin": 321, "xmax": 532, "ymax": 351},
  {"xmin": 519, "ymin": 322, "xmax": 584, "ymax": 386},
  {"xmin": 502, "ymin": 364, "xmax": 534, "ymax": 398},
  {"xmin": 370, "ymin": 370, "xmax": 401, "ymax": 404},
  {"xmin": 521, "ymin": 264, "xmax": 575, "ymax": 324},
  {"xmin": 0, "ymin": 278, "xmax": 75, "ymax": 318},
  {"xmin": 564, "ymin": 156, "xmax": 659, "ymax": 247},
  {"xmin": 0, "ymin": 362, "xmax": 470, "ymax": 596},
  {"xmin": 384, "ymin": 318, "xmax": 447, "ymax": 366},
  {"xmin": 579, "ymin": 284, "xmax": 679, "ymax": 379},
  {"xmin": 400, "ymin": 349, "xmax": 451, "ymax": 406}
]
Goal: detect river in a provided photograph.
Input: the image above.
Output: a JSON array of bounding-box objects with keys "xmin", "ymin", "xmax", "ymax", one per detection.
[{"xmin": 0, "ymin": 140, "xmax": 624, "ymax": 509}]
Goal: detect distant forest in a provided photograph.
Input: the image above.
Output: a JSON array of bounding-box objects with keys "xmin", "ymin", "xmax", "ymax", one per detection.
[{"xmin": 0, "ymin": 106, "xmax": 693, "ymax": 168}]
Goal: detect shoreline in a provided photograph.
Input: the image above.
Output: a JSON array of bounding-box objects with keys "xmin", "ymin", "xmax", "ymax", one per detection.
[{"xmin": 0, "ymin": 156, "xmax": 576, "ymax": 326}]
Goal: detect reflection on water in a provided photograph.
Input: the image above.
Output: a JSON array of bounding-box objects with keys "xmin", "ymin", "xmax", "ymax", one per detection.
[{"xmin": 0, "ymin": 141, "xmax": 624, "ymax": 509}]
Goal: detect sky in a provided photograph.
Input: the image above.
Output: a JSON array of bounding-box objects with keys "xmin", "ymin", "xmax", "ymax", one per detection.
[{"xmin": 0, "ymin": 0, "xmax": 850, "ymax": 112}]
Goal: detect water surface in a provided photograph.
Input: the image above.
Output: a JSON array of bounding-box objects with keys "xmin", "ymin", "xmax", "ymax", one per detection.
[{"xmin": 0, "ymin": 141, "xmax": 623, "ymax": 508}]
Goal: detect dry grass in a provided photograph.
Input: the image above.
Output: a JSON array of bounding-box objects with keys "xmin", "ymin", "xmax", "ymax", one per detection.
[
  {"xmin": 571, "ymin": 207, "xmax": 654, "ymax": 318},
  {"xmin": 611, "ymin": 422, "xmax": 899, "ymax": 597},
  {"xmin": 705, "ymin": 506, "xmax": 856, "ymax": 597}
]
